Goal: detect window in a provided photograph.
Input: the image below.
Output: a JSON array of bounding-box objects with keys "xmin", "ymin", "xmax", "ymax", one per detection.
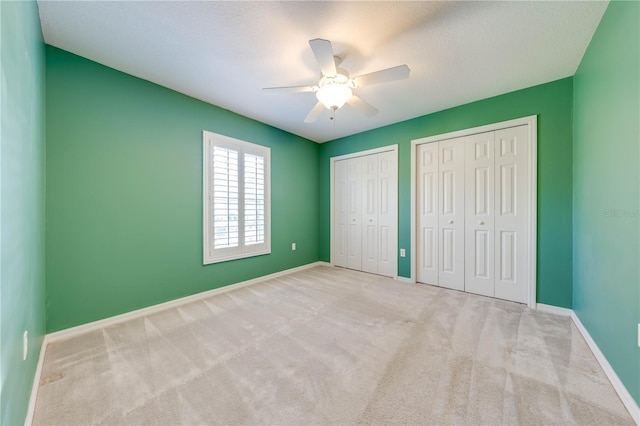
[{"xmin": 203, "ymin": 131, "xmax": 270, "ymax": 264}]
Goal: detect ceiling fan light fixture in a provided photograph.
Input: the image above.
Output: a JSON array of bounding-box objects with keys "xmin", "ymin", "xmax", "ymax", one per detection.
[
  {"xmin": 263, "ymin": 38, "xmax": 410, "ymax": 123},
  {"xmin": 316, "ymin": 84, "xmax": 352, "ymax": 110},
  {"xmin": 316, "ymin": 74, "xmax": 353, "ymax": 110}
]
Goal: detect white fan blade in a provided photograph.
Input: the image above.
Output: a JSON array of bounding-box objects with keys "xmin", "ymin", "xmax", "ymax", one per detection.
[
  {"xmin": 353, "ymin": 64, "xmax": 410, "ymax": 87},
  {"xmin": 263, "ymin": 85, "xmax": 316, "ymax": 93},
  {"xmin": 304, "ymin": 102, "xmax": 326, "ymax": 123},
  {"xmin": 309, "ymin": 38, "xmax": 337, "ymax": 76},
  {"xmin": 346, "ymin": 95, "xmax": 379, "ymax": 117}
]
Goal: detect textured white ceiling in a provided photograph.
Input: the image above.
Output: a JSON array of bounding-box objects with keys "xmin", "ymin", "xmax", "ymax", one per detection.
[{"xmin": 37, "ymin": 1, "xmax": 608, "ymax": 143}]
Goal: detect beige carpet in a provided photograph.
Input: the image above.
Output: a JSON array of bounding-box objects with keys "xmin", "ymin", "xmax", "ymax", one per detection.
[{"xmin": 33, "ymin": 266, "xmax": 633, "ymax": 425}]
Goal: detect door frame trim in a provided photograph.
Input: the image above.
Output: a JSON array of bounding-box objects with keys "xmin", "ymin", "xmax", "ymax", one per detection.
[
  {"xmin": 410, "ymin": 116, "xmax": 538, "ymax": 307},
  {"xmin": 330, "ymin": 144, "xmax": 399, "ymax": 279}
]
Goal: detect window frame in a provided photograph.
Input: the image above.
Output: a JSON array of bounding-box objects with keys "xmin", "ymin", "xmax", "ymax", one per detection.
[{"xmin": 203, "ymin": 131, "xmax": 271, "ymax": 264}]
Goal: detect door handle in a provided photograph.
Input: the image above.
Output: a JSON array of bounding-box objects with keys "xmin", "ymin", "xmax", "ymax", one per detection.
[
  {"xmin": 448, "ymin": 220, "xmax": 454, "ymax": 224},
  {"xmin": 479, "ymin": 221, "xmax": 485, "ymax": 225}
]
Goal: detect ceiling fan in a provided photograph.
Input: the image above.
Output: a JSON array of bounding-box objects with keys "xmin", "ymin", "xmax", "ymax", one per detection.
[{"xmin": 263, "ymin": 39, "xmax": 410, "ymax": 123}]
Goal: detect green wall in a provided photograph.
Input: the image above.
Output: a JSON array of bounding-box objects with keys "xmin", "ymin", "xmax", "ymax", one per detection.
[
  {"xmin": 318, "ymin": 78, "xmax": 574, "ymax": 308},
  {"xmin": 573, "ymin": 0, "xmax": 639, "ymax": 406},
  {"xmin": 0, "ymin": 1, "xmax": 47, "ymax": 424},
  {"xmin": 45, "ymin": 47, "xmax": 320, "ymax": 332},
  {"xmin": 3, "ymin": 1, "xmax": 635, "ymax": 419}
]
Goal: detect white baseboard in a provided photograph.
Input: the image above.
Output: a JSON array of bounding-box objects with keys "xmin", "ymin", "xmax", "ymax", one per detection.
[
  {"xmin": 25, "ymin": 335, "xmax": 48, "ymax": 426},
  {"xmin": 47, "ymin": 261, "xmax": 327, "ymax": 343},
  {"xmin": 570, "ymin": 311, "xmax": 640, "ymax": 424},
  {"xmin": 536, "ymin": 303, "xmax": 572, "ymax": 317},
  {"xmin": 395, "ymin": 276, "xmax": 413, "ymax": 283}
]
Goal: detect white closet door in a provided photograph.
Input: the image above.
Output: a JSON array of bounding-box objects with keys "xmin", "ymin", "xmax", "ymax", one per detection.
[
  {"xmin": 362, "ymin": 154, "xmax": 378, "ymax": 274},
  {"xmin": 377, "ymin": 151, "xmax": 397, "ymax": 278},
  {"xmin": 347, "ymin": 157, "xmax": 363, "ymax": 270},
  {"xmin": 334, "ymin": 160, "xmax": 348, "ymax": 268},
  {"xmin": 417, "ymin": 143, "xmax": 439, "ymax": 284},
  {"xmin": 439, "ymin": 138, "xmax": 465, "ymax": 291},
  {"xmin": 465, "ymin": 132, "xmax": 496, "ymax": 297},
  {"xmin": 494, "ymin": 125, "xmax": 529, "ymax": 303},
  {"xmin": 333, "ymin": 148, "xmax": 398, "ymax": 278}
]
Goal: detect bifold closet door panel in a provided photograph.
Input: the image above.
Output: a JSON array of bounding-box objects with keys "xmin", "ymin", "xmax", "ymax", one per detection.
[
  {"xmin": 438, "ymin": 137, "xmax": 465, "ymax": 291},
  {"xmin": 465, "ymin": 132, "xmax": 496, "ymax": 297},
  {"xmin": 347, "ymin": 157, "xmax": 363, "ymax": 271},
  {"xmin": 494, "ymin": 125, "xmax": 529, "ymax": 303},
  {"xmin": 334, "ymin": 149, "xmax": 398, "ymax": 277},
  {"xmin": 362, "ymin": 154, "xmax": 378, "ymax": 274},
  {"xmin": 334, "ymin": 160, "xmax": 349, "ymax": 268},
  {"xmin": 377, "ymin": 150, "xmax": 398, "ymax": 278},
  {"xmin": 417, "ymin": 143, "xmax": 439, "ymax": 284}
]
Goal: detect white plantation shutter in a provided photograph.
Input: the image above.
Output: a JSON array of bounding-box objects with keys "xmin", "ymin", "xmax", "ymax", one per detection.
[
  {"xmin": 243, "ymin": 153, "xmax": 265, "ymax": 245},
  {"xmin": 212, "ymin": 147, "xmax": 239, "ymax": 249},
  {"xmin": 203, "ymin": 131, "xmax": 270, "ymax": 264}
]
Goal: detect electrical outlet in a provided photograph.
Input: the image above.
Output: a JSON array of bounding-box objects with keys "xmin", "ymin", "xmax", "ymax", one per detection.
[
  {"xmin": 291, "ymin": 243, "xmax": 296, "ymax": 251},
  {"xmin": 23, "ymin": 330, "xmax": 28, "ymax": 361},
  {"xmin": 400, "ymin": 248, "xmax": 406, "ymax": 257}
]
